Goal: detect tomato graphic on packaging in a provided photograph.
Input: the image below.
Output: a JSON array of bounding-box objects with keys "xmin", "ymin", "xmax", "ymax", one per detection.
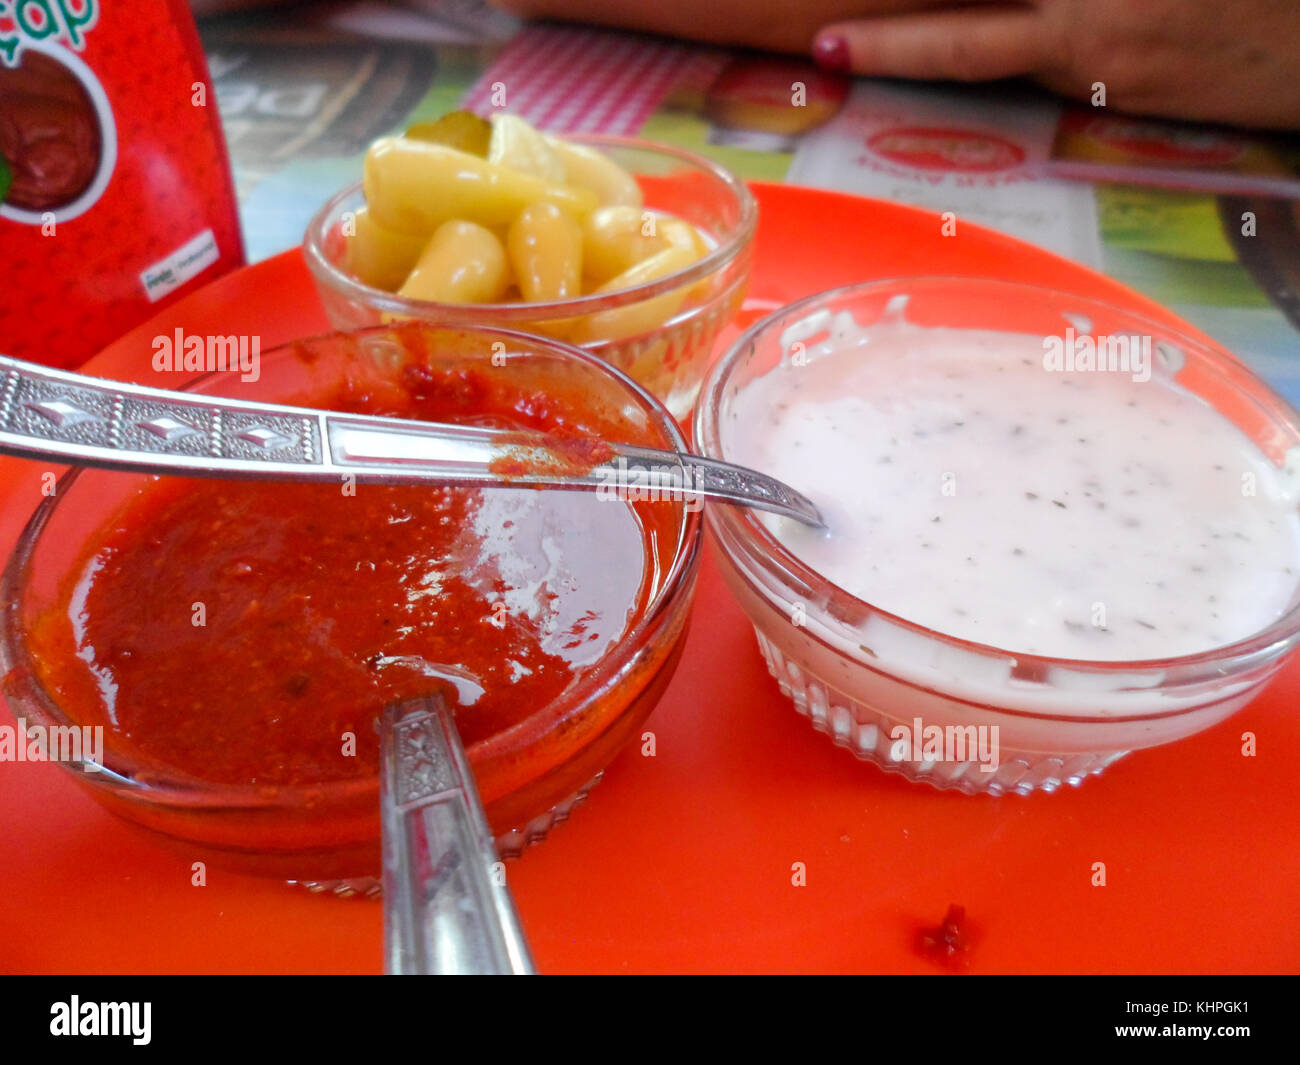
[
  {"xmin": 1083, "ymin": 116, "xmax": 1244, "ymax": 166},
  {"xmin": 0, "ymin": 1, "xmax": 244, "ymax": 368},
  {"xmin": 866, "ymin": 126, "xmax": 1027, "ymax": 172}
]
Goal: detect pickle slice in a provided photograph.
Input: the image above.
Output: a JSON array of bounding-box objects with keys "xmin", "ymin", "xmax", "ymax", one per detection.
[{"xmin": 405, "ymin": 110, "xmax": 492, "ymax": 157}]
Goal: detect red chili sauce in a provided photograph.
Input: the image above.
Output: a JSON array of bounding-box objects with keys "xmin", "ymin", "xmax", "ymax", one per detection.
[
  {"xmin": 26, "ymin": 361, "xmax": 657, "ymax": 788},
  {"xmin": 488, "ymin": 428, "xmax": 617, "ymax": 480}
]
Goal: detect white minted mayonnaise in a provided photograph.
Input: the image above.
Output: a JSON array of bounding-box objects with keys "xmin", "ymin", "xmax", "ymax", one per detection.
[{"xmin": 727, "ymin": 311, "xmax": 1300, "ymax": 661}]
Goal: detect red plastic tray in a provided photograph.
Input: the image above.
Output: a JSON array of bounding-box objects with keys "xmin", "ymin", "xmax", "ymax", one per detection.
[{"xmin": 1, "ymin": 184, "xmax": 1296, "ymax": 973}]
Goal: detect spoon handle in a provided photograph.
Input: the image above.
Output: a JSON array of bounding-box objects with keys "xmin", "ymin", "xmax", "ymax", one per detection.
[
  {"xmin": 380, "ymin": 695, "xmax": 535, "ymax": 975},
  {"xmin": 0, "ymin": 353, "xmax": 823, "ymax": 527}
]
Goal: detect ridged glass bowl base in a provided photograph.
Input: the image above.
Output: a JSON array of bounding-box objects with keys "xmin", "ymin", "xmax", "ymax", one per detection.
[
  {"xmin": 290, "ymin": 771, "xmax": 604, "ymax": 897},
  {"xmin": 494, "ymin": 771, "xmax": 603, "ymax": 859},
  {"xmin": 753, "ymin": 629, "xmax": 1129, "ymax": 797}
]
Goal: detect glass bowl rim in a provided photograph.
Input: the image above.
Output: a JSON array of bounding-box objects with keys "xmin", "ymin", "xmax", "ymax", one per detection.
[
  {"xmin": 0, "ymin": 322, "xmax": 703, "ymax": 806},
  {"xmin": 694, "ymin": 274, "xmax": 1300, "ymax": 679},
  {"xmin": 302, "ymin": 133, "xmax": 759, "ymax": 323}
]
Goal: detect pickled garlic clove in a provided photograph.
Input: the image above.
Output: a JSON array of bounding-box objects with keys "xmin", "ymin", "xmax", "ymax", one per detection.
[
  {"xmin": 581, "ymin": 205, "xmax": 668, "ymax": 285},
  {"xmin": 570, "ymin": 244, "xmax": 699, "ymax": 343},
  {"xmin": 346, "ymin": 206, "xmax": 429, "ymax": 292},
  {"xmin": 397, "ymin": 219, "xmax": 509, "ymax": 304},
  {"xmin": 545, "ymin": 136, "xmax": 643, "ymax": 208},
  {"xmin": 364, "ymin": 137, "xmax": 596, "ymax": 234},
  {"xmin": 507, "ymin": 202, "xmax": 584, "ymax": 302}
]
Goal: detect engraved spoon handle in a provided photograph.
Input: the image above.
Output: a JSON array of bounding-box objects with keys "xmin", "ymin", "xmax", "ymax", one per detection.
[
  {"xmin": 380, "ymin": 695, "xmax": 535, "ymax": 975},
  {"xmin": 0, "ymin": 354, "xmax": 824, "ymax": 528}
]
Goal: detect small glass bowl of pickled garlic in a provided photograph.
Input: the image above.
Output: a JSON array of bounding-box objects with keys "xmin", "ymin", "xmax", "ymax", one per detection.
[{"xmin": 304, "ymin": 111, "xmax": 757, "ymax": 417}]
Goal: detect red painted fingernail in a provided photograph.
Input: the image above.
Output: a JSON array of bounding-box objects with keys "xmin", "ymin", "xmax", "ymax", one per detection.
[{"xmin": 813, "ymin": 34, "xmax": 850, "ymax": 73}]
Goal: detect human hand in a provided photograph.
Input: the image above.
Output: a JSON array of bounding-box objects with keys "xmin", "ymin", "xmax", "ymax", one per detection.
[
  {"xmin": 495, "ymin": 0, "xmax": 1300, "ymax": 130},
  {"xmin": 811, "ymin": 0, "xmax": 1300, "ymax": 130}
]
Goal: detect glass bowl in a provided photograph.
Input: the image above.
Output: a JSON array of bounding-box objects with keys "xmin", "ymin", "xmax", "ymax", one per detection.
[
  {"xmin": 0, "ymin": 324, "xmax": 702, "ymax": 879},
  {"xmin": 695, "ymin": 277, "xmax": 1300, "ymax": 795},
  {"xmin": 303, "ymin": 135, "xmax": 757, "ymax": 420}
]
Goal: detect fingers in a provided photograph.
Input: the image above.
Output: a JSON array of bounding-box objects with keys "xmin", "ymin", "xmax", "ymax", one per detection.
[
  {"xmin": 813, "ymin": 6, "xmax": 1053, "ymax": 82},
  {"xmin": 493, "ymin": 1, "xmax": 971, "ymax": 53}
]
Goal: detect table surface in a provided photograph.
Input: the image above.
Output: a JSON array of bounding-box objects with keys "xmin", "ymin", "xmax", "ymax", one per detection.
[{"xmin": 197, "ymin": 5, "xmax": 1300, "ymax": 407}]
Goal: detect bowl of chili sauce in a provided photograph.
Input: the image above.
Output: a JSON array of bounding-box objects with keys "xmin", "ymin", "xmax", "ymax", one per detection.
[{"xmin": 0, "ymin": 324, "xmax": 701, "ymax": 880}]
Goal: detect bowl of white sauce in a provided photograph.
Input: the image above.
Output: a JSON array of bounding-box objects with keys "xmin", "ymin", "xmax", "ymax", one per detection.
[{"xmin": 695, "ymin": 277, "xmax": 1300, "ymax": 795}]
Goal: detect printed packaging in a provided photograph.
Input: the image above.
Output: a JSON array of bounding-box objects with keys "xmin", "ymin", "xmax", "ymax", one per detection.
[{"xmin": 0, "ymin": 1, "xmax": 244, "ymax": 367}]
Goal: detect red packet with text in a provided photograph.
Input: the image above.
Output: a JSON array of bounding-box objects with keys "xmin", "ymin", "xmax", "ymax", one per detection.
[{"xmin": 0, "ymin": 0, "xmax": 244, "ymax": 367}]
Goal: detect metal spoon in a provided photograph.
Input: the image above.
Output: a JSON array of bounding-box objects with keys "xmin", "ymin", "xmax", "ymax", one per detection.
[
  {"xmin": 380, "ymin": 694, "xmax": 534, "ymax": 975},
  {"xmin": 0, "ymin": 354, "xmax": 824, "ymax": 527}
]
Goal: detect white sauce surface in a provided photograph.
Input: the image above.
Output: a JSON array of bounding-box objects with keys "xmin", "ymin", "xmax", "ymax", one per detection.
[{"xmin": 727, "ymin": 315, "xmax": 1300, "ymax": 660}]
